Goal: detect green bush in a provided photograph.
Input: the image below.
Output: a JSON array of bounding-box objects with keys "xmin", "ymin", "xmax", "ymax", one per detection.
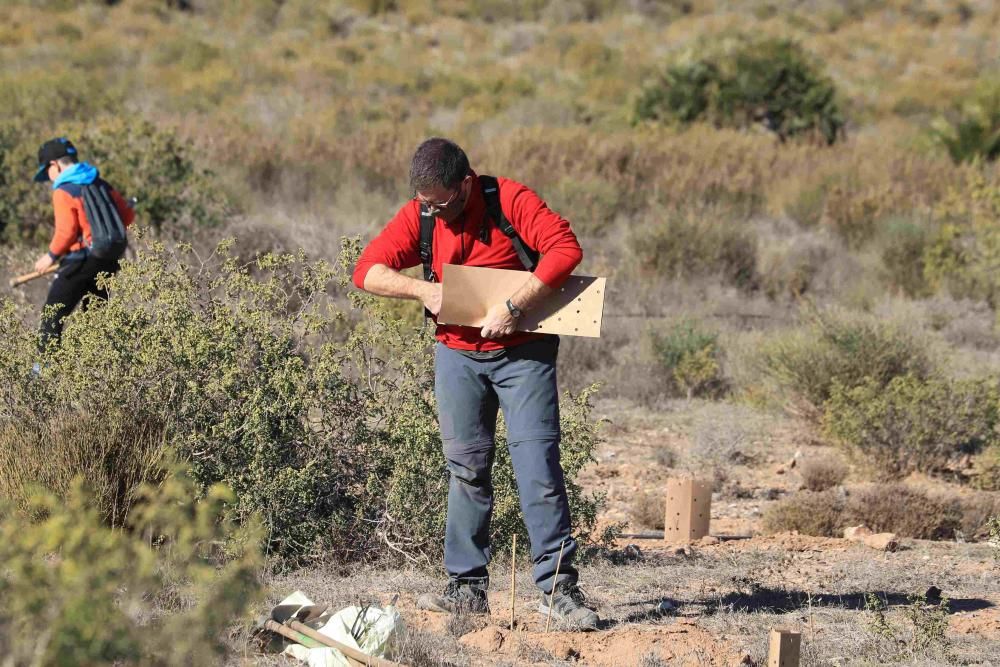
[
  {"xmin": 650, "ymin": 320, "xmax": 724, "ymax": 399},
  {"xmin": 0, "ymin": 470, "xmax": 262, "ymax": 665},
  {"xmin": 924, "ymin": 172, "xmax": 1000, "ymax": 306},
  {"xmin": 754, "ymin": 307, "xmax": 934, "ymax": 418},
  {"xmin": 627, "ymin": 209, "xmax": 758, "ymax": 288},
  {"xmin": 823, "ymin": 374, "xmax": 1000, "ymax": 479},
  {"xmin": 932, "ymin": 79, "xmax": 1000, "ymax": 164},
  {"xmin": 879, "ymin": 216, "xmax": 933, "ymax": 298},
  {"xmin": 0, "ymin": 116, "xmax": 229, "ymax": 245},
  {"xmin": 0, "ymin": 237, "xmax": 604, "ymax": 565},
  {"xmin": 635, "ymin": 37, "xmax": 844, "ymax": 144}
]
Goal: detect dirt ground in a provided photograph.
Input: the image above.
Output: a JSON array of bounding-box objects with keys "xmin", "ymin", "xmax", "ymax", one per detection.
[{"xmin": 244, "ymin": 398, "xmax": 1000, "ymax": 666}]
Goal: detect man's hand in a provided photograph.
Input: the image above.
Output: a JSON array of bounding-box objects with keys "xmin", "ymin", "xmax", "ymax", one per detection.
[
  {"xmin": 34, "ymin": 253, "xmax": 54, "ymax": 273},
  {"xmin": 421, "ymin": 282, "xmax": 443, "ymax": 316},
  {"xmin": 481, "ymin": 301, "xmax": 518, "ymax": 339}
]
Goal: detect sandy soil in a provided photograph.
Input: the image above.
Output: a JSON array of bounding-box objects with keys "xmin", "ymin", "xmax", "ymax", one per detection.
[{"xmin": 251, "ymin": 397, "xmax": 1000, "ymax": 666}]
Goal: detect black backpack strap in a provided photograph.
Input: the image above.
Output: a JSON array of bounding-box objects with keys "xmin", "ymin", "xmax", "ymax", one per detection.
[
  {"xmin": 479, "ymin": 175, "xmax": 539, "ymax": 272},
  {"xmin": 418, "ymin": 202, "xmax": 436, "ymax": 282}
]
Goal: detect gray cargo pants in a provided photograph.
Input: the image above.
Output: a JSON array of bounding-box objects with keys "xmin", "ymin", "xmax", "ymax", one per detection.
[{"xmin": 434, "ymin": 337, "xmax": 578, "ymax": 595}]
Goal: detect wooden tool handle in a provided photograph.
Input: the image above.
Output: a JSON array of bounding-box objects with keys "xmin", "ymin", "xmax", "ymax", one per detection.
[
  {"xmin": 9, "ymin": 263, "xmax": 59, "ymax": 288},
  {"xmin": 262, "ymin": 619, "xmax": 325, "ymax": 648},
  {"xmin": 285, "ymin": 619, "xmax": 405, "ymax": 667}
]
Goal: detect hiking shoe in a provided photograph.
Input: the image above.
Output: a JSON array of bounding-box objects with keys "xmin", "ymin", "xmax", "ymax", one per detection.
[
  {"xmin": 417, "ymin": 579, "xmax": 490, "ymax": 615},
  {"xmin": 538, "ymin": 581, "xmax": 600, "ymax": 630}
]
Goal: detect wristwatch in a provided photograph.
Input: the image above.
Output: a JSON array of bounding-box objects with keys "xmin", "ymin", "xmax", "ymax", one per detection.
[{"xmin": 505, "ymin": 299, "xmax": 523, "ymax": 318}]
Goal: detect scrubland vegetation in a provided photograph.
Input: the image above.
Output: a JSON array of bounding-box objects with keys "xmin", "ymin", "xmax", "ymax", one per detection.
[{"xmin": 1, "ymin": 0, "xmax": 999, "ymax": 663}]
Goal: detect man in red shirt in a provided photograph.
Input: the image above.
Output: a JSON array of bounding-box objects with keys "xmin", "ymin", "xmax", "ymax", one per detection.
[{"xmin": 353, "ymin": 138, "xmax": 598, "ymax": 629}]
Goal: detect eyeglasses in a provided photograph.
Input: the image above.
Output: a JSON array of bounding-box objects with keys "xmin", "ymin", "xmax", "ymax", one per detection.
[{"xmin": 415, "ymin": 181, "xmax": 465, "ymax": 215}]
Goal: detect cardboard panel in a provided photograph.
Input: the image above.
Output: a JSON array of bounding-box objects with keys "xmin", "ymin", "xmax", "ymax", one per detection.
[
  {"xmin": 438, "ymin": 264, "xmax": 606, "ymax": 338},
  {"xmin": 768, "ymin": 629, "xmax": 801, "ymax": 667},
  {"xmin": 663, "ymin": 477, "xmax": 713, "ymax": 543}
]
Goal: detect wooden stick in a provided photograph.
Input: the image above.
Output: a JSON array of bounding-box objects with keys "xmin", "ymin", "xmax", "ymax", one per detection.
[
  {"xmin": 9, "ymin": 264, "xmax": 58, "ymax": 288},
  {"xmin": 283, "ymin": 619, "xmax": 405, "ymax": 667},
  {"xmin": 510, "ymin": 534, "xmax": 517, "ymax": 631},
  {"xmin": 545, "ymin": 540, "xmax": 566, "ymax": 633},
  {"xmin": 262, "ymin": 618, "xmax": 326, "ymax": 648}
]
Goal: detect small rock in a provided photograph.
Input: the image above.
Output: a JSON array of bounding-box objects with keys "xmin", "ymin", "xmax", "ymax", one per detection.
[
  {"xmin": 758, "ymin": 488, "xmax": 782, "ymax": 501},
  {"xmin": 699, "ymin": 535, "xmax": 721, "ymax": 546},
  {"xmin": 775, "ymin": 465, "xmax": 786, "ymax": 475},
  {"xmin": 736, "ymin": 654, "xmax": 753, "ymax": 666},
  {"xmin": 622, "ymin": 544, "xmax": 643, "ymax": 561},
  {"xmin": 657, "ymin": 599, "xmax": 677, "ymax": 613},
  {"xmin": 668, "ymin": 544, "xmax": 693, "ymax": 557},
  {"xmin": 863, "ymin": 532, "xmax": 899, "ymax": 552},
  {"xmin": 844, "ymin": 525, "xmax": 873, "ymax": 542}
]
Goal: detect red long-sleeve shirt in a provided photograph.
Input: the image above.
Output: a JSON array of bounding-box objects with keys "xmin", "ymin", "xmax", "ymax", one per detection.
[{"xmin": 353, "ymin": 173, "xmax": 583, "ymax": 351}]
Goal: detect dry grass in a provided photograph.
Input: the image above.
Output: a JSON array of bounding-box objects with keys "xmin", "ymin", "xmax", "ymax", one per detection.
[
  {"xmin": 629, "ymin": 492, "xmax": 666, "ymax": 530},
  {"xmin": 762, "ymin": 490, "xmax": 846, "ymax": 537},
  {"xmin": 238, "ymin": 535, "xmax": 1000, "ymax": 665},
  {"xmin": 799, "ymin": 457, "xmax": 850, "ymax": 492},
  {"xmin": 0, "ymin": 411, "xmax": 165, "ymax": 527},
  {"xmin": 844, "ymin": 484, "xmax": 964, "ymax": 541}
]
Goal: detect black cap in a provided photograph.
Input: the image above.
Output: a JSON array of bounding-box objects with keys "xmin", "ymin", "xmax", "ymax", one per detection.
[{"xmin": 34, "ymin": 137, "xmax": 77, "ymax": 183}]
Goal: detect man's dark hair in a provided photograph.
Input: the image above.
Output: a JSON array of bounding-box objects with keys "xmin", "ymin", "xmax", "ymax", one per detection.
[
  {"xmin": 409, "ymin": 138, "xmax": 470, "ymax": 192},
  {"xmin": 57, "ymin": 155, "xmax": 78, "ymax": 167}
]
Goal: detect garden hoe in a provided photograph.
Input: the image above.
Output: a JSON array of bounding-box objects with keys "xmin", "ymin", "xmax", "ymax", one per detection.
[
  {"xmin": 255, "ymin": 593, "xmax": 405, "ymax": 667},
  {"xmin": 9, "ymin": 263, "xmax": 58, "ymax": 288}
]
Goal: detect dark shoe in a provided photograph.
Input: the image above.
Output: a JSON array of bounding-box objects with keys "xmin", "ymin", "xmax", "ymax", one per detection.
[
  {"xmin": 417, "ymin": 579, "xmax": 490, "ymax": 614},
  {"xmin": 538, "ymin": 581, "xmax": 599, "ymax": 630}
]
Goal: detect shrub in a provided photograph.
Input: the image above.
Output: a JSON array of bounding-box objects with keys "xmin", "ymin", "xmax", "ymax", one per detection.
[
  {"xmin": 0, "ymin": 470, "xmax": 262, "ymax": 665},
  {"xmin": 629, "ymin": 491, "xmax": 665, "ymax": 530},
  {"xmin": 973, "ymin": 445, "xmax": 1000, "ymax": 491},
  {"xmin": 878, "ymin": 216, "xmax": 934, "ymax": 298},
  {"xmin": 799, "ymin": 457, "xmax": 849, "ymax": 492},
  {"xmin": 960, "ymin": 493, "xmax": 1000, "ymax": 539},
  {"xmin": 843, "ymin": 484, "xmax": 963, "ymax": 540},
  {"xmin": 650, "ymin": 320, "xmax": 724, "ymax": 399},
  {"xmin": 822, "ymin": 374, "xmax": 999, "ymax": 479},
  {"xmin": 0, "ymin": 116, "xmax": 228, "ymax": 245},
  {"xmin": 762, "ymin": 489, "xmax": 845, "ymax": 537},
  {"xmin": 0, "ymin": 411, "xmax": 165, "ymax": 527},
  {"xmin": 0, "ymin": 237, "xmax": 604, "ymax": 565},
  {"xmin": 924, "ymin": 171, "xmax": 1000, "ymax": 306},
  {"xmin": 754, "ymin": 307, "xmax": 934, "ymax": 418},
  {"xmin": 635, "ymin": 37, "xmax": 844, "ymax": 144},
  {"xmin": 627, "ymin": 209, "xmax": 757, "ymax": 288},
  {"xmin": 931, "ymin": 79, "xmax": 1000, "ymax": 164}
]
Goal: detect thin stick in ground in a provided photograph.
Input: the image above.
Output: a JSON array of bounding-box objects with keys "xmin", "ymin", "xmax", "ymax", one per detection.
[
  {"xmin": 510, "ymin": 533, "xmax": 516, "ymax": 631},
  {"xmin": 545, "ymin": 540, "xmax": 566, "ymax": 633}
]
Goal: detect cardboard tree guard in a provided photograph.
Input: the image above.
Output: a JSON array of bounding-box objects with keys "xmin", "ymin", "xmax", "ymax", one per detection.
[
  {"xmin": 768, "ymin": 629, "xmax": 801, "ymax": 667},
  {"xmin": 663, "ymin": 477, "xmax": 712, "ymax": 543},
  {"xmin": 438, "ymin": 264, "xmax": 606, "ymax": 338}
]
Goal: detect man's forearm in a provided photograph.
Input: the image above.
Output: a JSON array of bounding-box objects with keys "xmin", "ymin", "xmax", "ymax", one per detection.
[
  {"xmin": 509, "ymin": 274, "xmax": 553, "ymax": 313},
  {"xmin": 363, "ymin": 264, "xmax": 433, "ymax": 302}
]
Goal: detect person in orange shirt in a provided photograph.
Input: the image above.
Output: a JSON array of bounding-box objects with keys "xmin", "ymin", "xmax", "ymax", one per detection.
[{"xmin": 32, "ymin": 137, "xmax": 135, "ymax": 347}]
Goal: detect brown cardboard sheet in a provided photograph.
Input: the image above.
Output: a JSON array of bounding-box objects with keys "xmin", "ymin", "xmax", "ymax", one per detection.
[{"xmin": 437, "ymin": 264, "xmax": 606, "ymax": 338}]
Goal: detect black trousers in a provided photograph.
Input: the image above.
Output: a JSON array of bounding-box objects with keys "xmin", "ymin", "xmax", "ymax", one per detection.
[{"xmin": 39, "ymin": 256, "xmax": 120, "ymax": 348}]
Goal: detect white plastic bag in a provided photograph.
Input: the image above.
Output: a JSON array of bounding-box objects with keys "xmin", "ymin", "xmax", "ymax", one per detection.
[{"xmin": 282, "ymin": 597, "xmax": 405, "ymax": 667}]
